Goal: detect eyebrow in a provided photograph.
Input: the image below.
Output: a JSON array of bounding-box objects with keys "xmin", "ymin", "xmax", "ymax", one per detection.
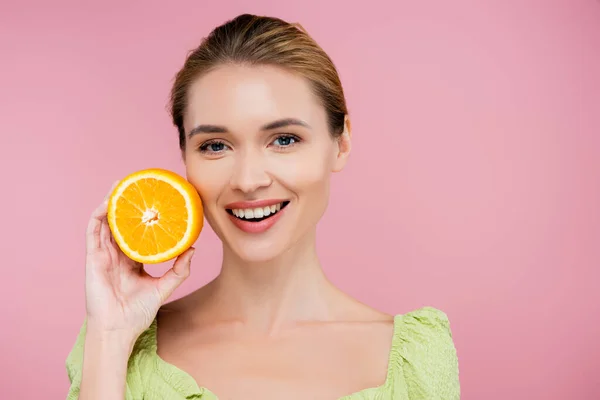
[{"xmin": 187, "ymin": 118, "xmax": 311, "ymax": 138}]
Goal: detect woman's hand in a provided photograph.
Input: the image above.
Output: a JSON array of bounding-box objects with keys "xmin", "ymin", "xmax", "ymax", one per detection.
[
  {"xmin": 83, "ymin": 181, "xmax": 195, "ymax": 342},
  {"xmin": 77, "ymin": 181, "xmax": 195, "ymax": 400}
]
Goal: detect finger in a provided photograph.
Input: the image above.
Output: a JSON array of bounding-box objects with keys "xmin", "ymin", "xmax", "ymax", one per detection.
[
  {"xmin": 85, "ymin": 180, "xmax": 121, "ymax": 253},
  {"xmin": 156, "ymin": 247, "xmax": 195, "ymax": 302},
  {"xmin": 86, "ymin": 199, "xmax": 109, "ymax": 253},
  {"xmin": 99, "ymin": 215, "xmax": 111, "ymax": 247}
]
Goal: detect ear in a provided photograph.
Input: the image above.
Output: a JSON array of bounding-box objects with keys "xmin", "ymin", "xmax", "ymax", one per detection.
[{"xmin": 332, "ymin": 115, "xmax": 352, "ymax": 173}]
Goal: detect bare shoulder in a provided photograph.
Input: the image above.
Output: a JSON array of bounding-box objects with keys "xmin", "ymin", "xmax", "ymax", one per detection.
[
  {"xmin": 159, "ymin": 278, "xmax": 216, "ymax": 318},
  {"xmin": 155, "ymin": 283, "xmax": 215, "ymax": 348},
  {"xmin": 327, "ymin": 301, "xmax": 397, "ymax": 351},
  {"xmin": 337, "ymin": 297, "xmax": 396, "ymax": 326}
]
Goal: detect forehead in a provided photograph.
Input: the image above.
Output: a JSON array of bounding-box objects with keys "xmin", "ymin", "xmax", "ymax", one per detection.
[{"xmin": 184, "ymin": 64, "xmax": 326, "ymax": 132}]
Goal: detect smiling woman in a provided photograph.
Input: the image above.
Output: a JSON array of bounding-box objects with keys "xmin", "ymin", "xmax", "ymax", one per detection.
[{"xmin": 66, "ymin": 13, "xmax": 460, "ymax": 400}]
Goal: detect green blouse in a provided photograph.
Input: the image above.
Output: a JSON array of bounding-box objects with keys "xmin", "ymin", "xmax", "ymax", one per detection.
[{"xmin": 65, "ymin": 306, "xmax": 460, "ymax": 399}]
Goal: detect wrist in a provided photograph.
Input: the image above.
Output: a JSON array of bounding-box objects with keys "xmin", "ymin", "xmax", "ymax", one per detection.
[
  {"xmin": 85, "ymin": 323, "xmax": 138, "ymax": 354},
  {"xmin": 80, "ymin": 325, "xmax": 133, "ymax": 400}
]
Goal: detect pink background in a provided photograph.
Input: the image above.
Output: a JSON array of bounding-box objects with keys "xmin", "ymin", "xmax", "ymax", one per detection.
[{"xmin": 1, "ymin": 0, "xmax": 599, "ymax": 398}]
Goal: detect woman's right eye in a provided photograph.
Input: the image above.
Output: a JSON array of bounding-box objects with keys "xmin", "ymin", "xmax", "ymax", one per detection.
[{"xmin": 198, "ymin": 140, "xmax": 228, "ymax": 153}]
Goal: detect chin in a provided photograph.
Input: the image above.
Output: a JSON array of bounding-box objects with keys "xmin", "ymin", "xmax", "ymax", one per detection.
[
  {"xmin": 228, "ymin": 239, "xmax": 290, "ymax": 263},
  {"xmin": 208, "ymin": 200, "xmax": 315, "ymax": 264}
]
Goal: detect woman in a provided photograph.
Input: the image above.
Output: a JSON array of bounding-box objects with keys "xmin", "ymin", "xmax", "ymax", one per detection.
[{"xmin": 66, "ymin": 13, "xmax": 460, "ymax": 400}]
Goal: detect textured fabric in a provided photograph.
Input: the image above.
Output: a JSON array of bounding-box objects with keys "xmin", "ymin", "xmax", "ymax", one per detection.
[{"xmin": 65, "ymin": 306, "xmax": 460, "ymax": 399}]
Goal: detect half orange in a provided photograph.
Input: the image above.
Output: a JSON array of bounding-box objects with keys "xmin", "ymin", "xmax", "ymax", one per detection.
[{"xmin": 107, "ymin": 168, "xmax": 203, "ymax": 264}]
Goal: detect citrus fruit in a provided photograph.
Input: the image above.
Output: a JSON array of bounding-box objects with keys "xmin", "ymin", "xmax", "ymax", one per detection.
[{"xmin": 107, "ymin": 168, "xmax": 203, "ymax": 264}]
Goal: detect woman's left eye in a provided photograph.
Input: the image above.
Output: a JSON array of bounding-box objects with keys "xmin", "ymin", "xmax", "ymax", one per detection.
[{"xmin": 272, "ymin": 135, "xmax": 299, "ymax": 147}]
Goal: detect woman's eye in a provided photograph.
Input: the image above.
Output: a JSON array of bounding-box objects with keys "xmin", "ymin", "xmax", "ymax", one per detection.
[
  {"xmin": 273, "ymin": 135, "xmax": 298, "ymax": 147},
  {"xmin": 198, "ymin": 135, "xmax": 299, "ymax": 154},
  {"xmin": 208, "ymin": 142, "xmax": 225, "ymax": 152},
  {"xmin": 199, "ymin": 141, "xmax": 227, "ymax": 153}
]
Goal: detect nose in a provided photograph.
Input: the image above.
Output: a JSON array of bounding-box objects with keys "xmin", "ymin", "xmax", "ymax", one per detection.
[{"xmin": 229, "ymin": 150, "xmax": 272, "ymax": 194}]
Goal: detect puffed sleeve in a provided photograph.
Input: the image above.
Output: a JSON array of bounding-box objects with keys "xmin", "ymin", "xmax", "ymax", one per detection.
[
  {"xmin": 65, "ymin": 320, "xmax": 87, "ymax": 399},
  {"xmin": 397, "ymin": 307, "xmax": 460, "ymax": 399}
]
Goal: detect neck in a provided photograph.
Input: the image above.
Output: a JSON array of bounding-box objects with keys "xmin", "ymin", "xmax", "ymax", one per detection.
[{"xmin": 205, "ymin": 230, "xmax": 340, "ymax": 332}]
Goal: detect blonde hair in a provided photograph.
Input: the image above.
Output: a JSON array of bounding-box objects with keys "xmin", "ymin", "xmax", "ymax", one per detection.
[{"xmin": 169, "ymin": 13, "xmax": 349, "ymax": 149}]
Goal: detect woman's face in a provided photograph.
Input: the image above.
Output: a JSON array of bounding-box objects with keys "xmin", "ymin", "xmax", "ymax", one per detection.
[{"xmin": 182, "ymin": 64, "xmax": 351, "ymax": 263}]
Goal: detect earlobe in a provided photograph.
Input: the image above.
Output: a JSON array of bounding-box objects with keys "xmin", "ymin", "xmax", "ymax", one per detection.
[{"xmin": 332, "ymin": 115, "xmax": 352, "ymax": 173}]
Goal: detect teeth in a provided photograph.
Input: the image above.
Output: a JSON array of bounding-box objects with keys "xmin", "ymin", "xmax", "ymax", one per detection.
[{"xmin": 231, "ymin": 202, "xmax": 285, "ymax": 220}]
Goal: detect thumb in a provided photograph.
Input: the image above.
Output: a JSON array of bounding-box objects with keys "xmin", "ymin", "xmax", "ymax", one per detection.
[{"xmin": 156, "ymin": 247, "xmax": 195, "ymax": 302}]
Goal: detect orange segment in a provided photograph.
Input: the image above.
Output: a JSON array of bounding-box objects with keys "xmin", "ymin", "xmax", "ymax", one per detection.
[{"xmin": 107, "ymin": 168, "xmax": 204, "ymax": 264}]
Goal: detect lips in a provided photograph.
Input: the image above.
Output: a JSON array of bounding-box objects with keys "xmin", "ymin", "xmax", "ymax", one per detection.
[{"xmin": 225, "ymin": 200, "xmax": 290, "ymax": 233}]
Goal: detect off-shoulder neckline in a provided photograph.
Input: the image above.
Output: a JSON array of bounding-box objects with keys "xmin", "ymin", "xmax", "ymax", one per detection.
[{"xmin": 145, "ymin": 312, "xmax": 406, "ymax": 399}]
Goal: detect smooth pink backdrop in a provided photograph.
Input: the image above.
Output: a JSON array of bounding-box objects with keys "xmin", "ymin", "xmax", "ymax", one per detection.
[{"xmin": 1, "ymin": 0, "xmax": 599, "ymax": 398}]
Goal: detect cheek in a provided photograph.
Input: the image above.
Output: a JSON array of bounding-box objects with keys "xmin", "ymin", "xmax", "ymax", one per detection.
[
  {"xmin": 185, "ymin": 156, "xmax": 233, "ymax": 204},
  {"xmin": 272, "ymin": 144, "xmax": 334, "ymax": 192}
]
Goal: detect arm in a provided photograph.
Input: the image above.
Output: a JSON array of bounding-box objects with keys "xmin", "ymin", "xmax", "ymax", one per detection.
[
  {"xmin": 66, "ymin": 181, "xmax": 194, "ymax": 399},
  {"xmin": 77, "ymin": 328, "xmax": 135, "ymax": 400}
]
